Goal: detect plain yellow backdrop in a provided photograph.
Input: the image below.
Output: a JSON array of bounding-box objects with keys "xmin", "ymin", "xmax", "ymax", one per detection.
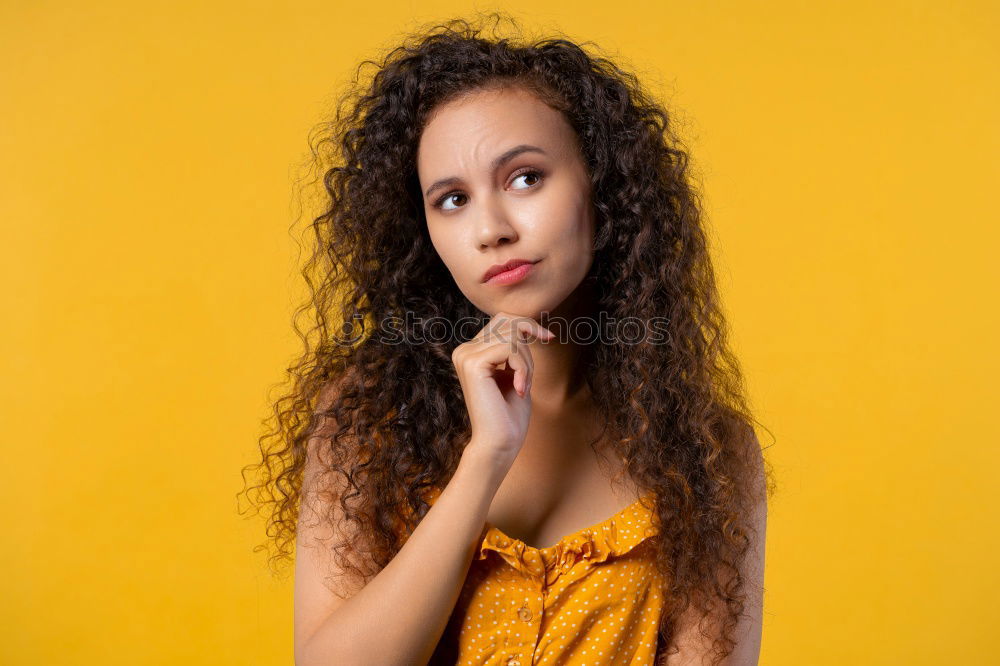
[{"xmin": 2, "ymin": 1, "xmax": 996, "ymax": 664}]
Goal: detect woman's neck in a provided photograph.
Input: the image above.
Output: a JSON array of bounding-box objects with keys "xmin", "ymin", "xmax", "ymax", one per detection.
[{"xmin": 525, "ymin": 279, "xmax": 599, "ymax": 411}]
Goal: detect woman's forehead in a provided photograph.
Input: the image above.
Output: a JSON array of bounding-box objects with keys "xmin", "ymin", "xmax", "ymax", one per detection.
[{"xmin": 417, "ymin": 90, "xmax": 576, "ymax": 173}]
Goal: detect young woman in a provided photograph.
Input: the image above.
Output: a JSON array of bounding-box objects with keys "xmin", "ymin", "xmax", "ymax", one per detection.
[{"xmin": 242, "ymin": 14, "xmax": 774, "ymax": 666}]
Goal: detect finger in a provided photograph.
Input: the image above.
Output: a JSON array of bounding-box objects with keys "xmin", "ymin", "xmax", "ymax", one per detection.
[
  {"xmin": 513, "ymin": 319, "xmax": 554, "ymax": 344},
  {"xmin": 467, "ymin": 339, "xmax": 532, "ymax": 396},
  {"xmin": 511, "ymin": 324, "xmax": 534, "ymax": 382},
  {"xmin": 472, "ymin": 311, "xmax": 514, "ymax": 345},
  {"xmin": 507, "ymin": 349, "xmax": 530, "ymax": 397},
  {"xmin": 476, "ymin": 313, "xmax": 553, "ymax": 346},
  {"xmin": 484, "ymin": 322, "xmax": 542, "ymax": 395},
  {"xmin": 499, "ymin": 333, "xmax": 534, "ymax": 397}
]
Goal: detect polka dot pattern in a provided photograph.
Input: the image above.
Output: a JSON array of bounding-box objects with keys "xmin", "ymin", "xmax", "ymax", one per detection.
[{"xmin": 419, "ymin": 486, "xmax": 664, "ymax": 665}]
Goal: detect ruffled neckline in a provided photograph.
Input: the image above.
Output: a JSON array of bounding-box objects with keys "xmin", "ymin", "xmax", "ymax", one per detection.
[{"xmin": 421, "ymin": 485, "xmax": 659, "ymax": 586}]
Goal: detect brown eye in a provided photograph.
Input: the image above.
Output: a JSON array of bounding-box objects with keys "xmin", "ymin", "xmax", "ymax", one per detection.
[
  {"xmin": 510, "ymin": 169, "xmax": 544, "ymax": 190},
  {"xmin": 436, "ymin": 192, "xmax": 468, "ymax": 211}
]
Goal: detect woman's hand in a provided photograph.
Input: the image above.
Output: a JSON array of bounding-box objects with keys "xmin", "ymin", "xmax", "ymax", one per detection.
[{"xmin": 451, "ymin": 311, "xmax": 554, "ymax": 463}]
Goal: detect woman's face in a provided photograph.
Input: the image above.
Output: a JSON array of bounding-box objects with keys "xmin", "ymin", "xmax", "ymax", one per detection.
[{"xmin": 416, "ymin": 86, "xmax": 596, "ymax": 321}]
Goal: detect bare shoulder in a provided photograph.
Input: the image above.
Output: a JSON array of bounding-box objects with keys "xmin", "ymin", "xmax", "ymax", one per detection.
[
  {"xmin": 293, "ymin": 367, "xmax": 365, "ymax": 652},
  {"xmin": 665, "ymin": 425, "xmax": 769, "ymax": 665}
]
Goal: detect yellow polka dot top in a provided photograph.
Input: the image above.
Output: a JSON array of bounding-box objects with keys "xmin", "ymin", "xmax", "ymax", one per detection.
[{"xmin": 420, "ymin": 485, "xmax": 665, "ymax": 665}]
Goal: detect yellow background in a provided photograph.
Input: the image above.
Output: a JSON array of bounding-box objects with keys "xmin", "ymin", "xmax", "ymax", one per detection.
[{"xmin": 2, "ymin": 1, "xmax": 996, "ymax": 663}]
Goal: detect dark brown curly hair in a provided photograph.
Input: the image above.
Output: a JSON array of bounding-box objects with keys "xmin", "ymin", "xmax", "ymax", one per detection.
[{"xmin": 239, "ymin": 12, "xmax": 777, "ymax": 665}]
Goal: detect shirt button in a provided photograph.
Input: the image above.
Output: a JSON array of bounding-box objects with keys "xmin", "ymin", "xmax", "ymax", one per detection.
[
  {"xmin": 507, "ymin": 656, "xmax": 521, "ymax": 666},
  {"xmin": 518, "ymin": 605, "xmax": 532, "ymax": 622}
]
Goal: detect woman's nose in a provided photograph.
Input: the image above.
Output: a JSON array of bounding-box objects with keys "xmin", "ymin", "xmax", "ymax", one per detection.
[{"xmin": 476, "ymin": 201, "xmax": 519, "ymax": 249}]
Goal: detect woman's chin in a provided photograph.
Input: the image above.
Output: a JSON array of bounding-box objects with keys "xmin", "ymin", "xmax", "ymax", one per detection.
[{"xmin": 479, "ymin": 295, "xmax": 564, "ymax": 321}]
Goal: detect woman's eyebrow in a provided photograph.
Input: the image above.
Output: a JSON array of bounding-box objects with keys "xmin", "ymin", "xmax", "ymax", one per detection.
[{"xmin": 423, "ymin": 144, "xmax": 548, "ymax": 199}]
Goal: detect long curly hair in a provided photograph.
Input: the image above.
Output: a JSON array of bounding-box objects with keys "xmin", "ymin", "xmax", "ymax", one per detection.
[{"xmin": 239, "ymin": 12, "xmax": 777, "ymax": 665}]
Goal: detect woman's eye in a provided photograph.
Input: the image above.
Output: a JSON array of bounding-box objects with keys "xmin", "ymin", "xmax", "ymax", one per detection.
[
  {"xmin": 511, "ymin": 170, "xmax": 543, "ymax": 190},
  {"xmin": 433, "ymin": 170, "xmax": 544, "ymax": 212},
  {"xmin": 438, "ymin": 193, "xmax": 468, "ymax": 211}
]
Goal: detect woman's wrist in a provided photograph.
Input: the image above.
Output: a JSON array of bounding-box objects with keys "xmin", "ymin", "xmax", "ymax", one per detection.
[{"xmin": 458, "ymin": 438, "xmax": 515, "ymax": 494}]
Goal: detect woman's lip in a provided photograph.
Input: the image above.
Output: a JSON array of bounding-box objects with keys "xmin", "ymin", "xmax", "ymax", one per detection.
[{"xmin": 484, "ymin": 260, "xmax": 538, "ymax": 285}]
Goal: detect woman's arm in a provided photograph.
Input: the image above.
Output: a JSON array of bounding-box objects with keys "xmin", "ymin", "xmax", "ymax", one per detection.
[
  {"xmin": 295, "ymin": 440, "xmax": 510, "ymax": 666},
  {"xmin": 666, "ymin": 445, "xmax": 768, "ymax": 666},
  {"xmin": 296, "ymin": 315, "xmax": 544, "ymax": 664}
]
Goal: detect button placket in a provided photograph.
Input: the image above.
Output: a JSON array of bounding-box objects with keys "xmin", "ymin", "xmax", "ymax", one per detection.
[
  {"xmin": 504, "ymin": 585, "xmax": 543, "ymax": 665},
  {"xmin": 517, "ymin": 604, "xmax": 532, "ymax": 623}
]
